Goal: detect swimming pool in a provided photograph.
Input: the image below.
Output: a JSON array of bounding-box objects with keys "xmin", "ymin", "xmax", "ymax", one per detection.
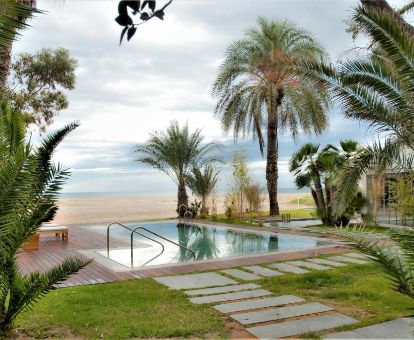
[{"xmin": 93, "ymin": 221, "xmax": 330, "ymax": 268}]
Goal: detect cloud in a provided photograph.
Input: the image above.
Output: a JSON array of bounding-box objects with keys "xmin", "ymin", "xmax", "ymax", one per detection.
[{"xmin": 13, "ymin": 0, "xmax": 373, "ymax": 194}]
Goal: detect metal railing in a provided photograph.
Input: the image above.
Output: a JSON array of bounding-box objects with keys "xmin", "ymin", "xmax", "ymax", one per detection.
[{"xmin": 106, "ymin": 222, "xmax": 195, "ymax": 267}]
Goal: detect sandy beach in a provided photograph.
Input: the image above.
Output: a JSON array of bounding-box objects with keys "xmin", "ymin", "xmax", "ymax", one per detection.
[{"xmin": 53, "ymin": 192, "xmax": 313, "ymax": 225}]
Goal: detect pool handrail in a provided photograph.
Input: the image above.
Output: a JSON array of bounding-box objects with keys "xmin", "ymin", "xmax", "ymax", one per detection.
[
  {"xmin": 131, "ymin": 225, "xmax": 195, "ymax": 260},
  {"xmin": 107, "ymin": 222, "xmax": 165, "ymax": 267},
  {"xmin": 106, "ymin": 222, "xmax": 195, "ymax": 267}
]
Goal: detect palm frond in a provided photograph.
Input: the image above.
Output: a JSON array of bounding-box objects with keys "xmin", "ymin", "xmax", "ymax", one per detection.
[
  {"xmin": 0, "ymin": 1, "xmax": 42, "ymax": 50},
  {"xmin": 5, "ymin": 257, "xmax": 90, "ymax": 325}
]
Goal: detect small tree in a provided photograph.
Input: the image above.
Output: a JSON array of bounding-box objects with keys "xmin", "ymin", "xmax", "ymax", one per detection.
[
  {"xmin": 231, "ymin": 150, "xmax": 250, "ymax": 216},
  {"xmin": 244, "ymin": 181, "xmax": 263, "ymax": 213},
  {"xmin": 6, "ymin": 48, "xmax": 77, "ymax": 131},
  {"xmin": 186, "ymin": 165, "xmax": 220, "ymax": 215}
]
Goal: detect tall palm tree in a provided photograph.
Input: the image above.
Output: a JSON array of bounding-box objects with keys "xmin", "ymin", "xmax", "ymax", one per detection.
[
  {"xmin": 303, "ymin": 5, "xmax": 414, "ymax": 215},
  {"xmin": 0, "ymin": 101, "xmax": 90, "ymax": 332},
  {"xmin": 0, "ymin": 0, "xmax": 38, "ymax": 91},
  {"xmin": 135, "ymin": 121, "xmax": 223, "ymax": 215},
  {"xmin": 212, "ymin": 17, "xmax": 329, "ymax": 216},
  {"xmin": 185, "ymin": 165, "xmax": 220, "ymax": 215}
]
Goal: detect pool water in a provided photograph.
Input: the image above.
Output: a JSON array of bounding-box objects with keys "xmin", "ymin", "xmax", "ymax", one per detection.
[{"xmin": 95, "ymin": 221, "xmax": 329, "ymax": 268}]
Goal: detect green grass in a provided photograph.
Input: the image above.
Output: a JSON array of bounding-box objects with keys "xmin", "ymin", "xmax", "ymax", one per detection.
[
  {"xmin": 15, "ymin": 259, "xmax": 414, "ymax": 338},
  {"xmin": 16, "ymin": 279, "xmax": 226, "ymax": 339},
  {"xmin": 259, "ymin": 261, "xmax": 413, "ymax": 332},
  {"xmin": 201, "ymin": 208, "xmax": 316, "ymax": 226},
  {"xmin": 289, "ymin": 195, "xmax": 315, "ymax": 206},
  {"xmin": 310, "ymin": 224, "xmax": 390, "ymax": 234}
]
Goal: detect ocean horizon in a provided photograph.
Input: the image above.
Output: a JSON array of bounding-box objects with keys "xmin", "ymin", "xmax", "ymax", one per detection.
[{"xmin": 59, "ymin": 188, "xmax": 310, "ymax": 199}]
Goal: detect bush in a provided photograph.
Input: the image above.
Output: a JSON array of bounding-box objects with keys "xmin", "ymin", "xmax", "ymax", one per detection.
[
  {"xmin": 224, "ymin": 192, "xmax": 238, "ymax": 219},
  {"xmin": 244, "ymin": 182, "xmax": 263, "ymax": 212}
]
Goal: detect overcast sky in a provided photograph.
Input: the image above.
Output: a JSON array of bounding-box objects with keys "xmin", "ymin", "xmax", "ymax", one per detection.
[{"xmin": 12, "ymin": 0, "xmax": 409, "ymax": 194}]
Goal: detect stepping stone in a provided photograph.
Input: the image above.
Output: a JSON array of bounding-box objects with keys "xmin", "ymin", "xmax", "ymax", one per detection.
[
  {"xmin": 325, "ymin": 317, "xmax": 414, "ymax": 339},
  {"xmin": 222, "ymin": 269, "xmax": 261, "ymax": 281},
  {"xmin": 190, "ymin": 289, "xmax": 272, "ymax": 304},
  {"xmin": 247, "ymin": 313, "xmax": 358, "ymax": 339},
  {"xmin": 232, "ymin": 302, "xmax": 334, "ymax": 325},
  {"xmin": 214, "ymin": 295, "xmax": 305, "ymax": 314},
  {"xmin": 289, "ymin": 260, "xmax": 332, "ymax": 270},
  {"xmin": 184, "ymin": 283, "xmax": 260, "ymax": 296},
  {"xmin": 308, "ymin": 258, "xmax": 347, "ymax": 267},
  {"xmin": 154, "ymin": 272, "xmax": 237, "ymax": 290},
  {"xmin": 329, "ymin": 256, "xmax": 368, "ymax": 264},
  {"xmin": 345, "ymin": 252, "xmax": 376, "ymax": 260},
  {"xmin": 270, "ymin": 262, "xmax": 310, "ymax": 274},
  {"xmin": 243, "ymin": 265, "xmax": 284, "ymax": 277}
]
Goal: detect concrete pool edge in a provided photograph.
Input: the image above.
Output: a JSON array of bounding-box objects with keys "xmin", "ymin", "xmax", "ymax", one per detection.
[
  {"xmin": 75, "ymin": 219, "xmax": 349, "ymax": 276},
  {"xmin": 135, "ymin": 244, "xmax": 350, "ymax": 277}
]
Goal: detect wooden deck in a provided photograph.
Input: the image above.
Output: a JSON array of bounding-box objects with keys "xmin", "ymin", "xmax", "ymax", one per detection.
[
  {"xmin": 18, "ymin": 224, "xmax": 349, "ymax": 287},
  {"xmin": 18, "ymin": 226, "xmax": 138, "ymax": 287}
]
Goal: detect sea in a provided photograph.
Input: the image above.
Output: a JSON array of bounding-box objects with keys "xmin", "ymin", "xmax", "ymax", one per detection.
[{"xmin": 60, "ymin": 187, "xmax": 310, "ymax": 199}]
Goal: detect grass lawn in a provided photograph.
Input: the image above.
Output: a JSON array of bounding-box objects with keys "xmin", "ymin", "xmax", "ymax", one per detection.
[
  {"xmin": 289, "ymin": 195, "xmax": 315, "ymax": 206},
  {"xmin": 16, "ymin": 279, "xmax": 226, "ymax": 339},
  {"xmin": 201, "ymin": 208, "xmax": 316, "ymax": 226},
  {"xmin": 259, "ymin": 261, "xmax": 413, "ymax": 334},
  {"xmin": 310, "ymin": 224, "xmax": 390, "ymax": 235},
  {"xmin": 16, "ymin": 260, "xmax": 414, "ymax": 339}
]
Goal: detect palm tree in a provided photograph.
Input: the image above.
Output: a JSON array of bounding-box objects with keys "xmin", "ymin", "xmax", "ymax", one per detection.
[
  {"xmin": 290, "ymin": 143, "xmax": 326, "ymax": 217},
  {"xmin": 0, "ymin": 101, "xmax": 90, "ymax": 332},
  {"xmin": 185, "ymin": 165, "xmax": 220, "ymax": 215},
  {"xmin": 0, "ymin": 0, "xmax": 38, "ymax": 90},
  {"xmin": 303, "ymin": 5, "xmax": 414, "ymax": 215},
  {"xmin": 305, "ymin": 4, "xmax": 414, "ymax": 305},
  {"xmin": 212, "ymin": 17, "xmax": 329, "ymax": 216},
  {"xmin": 135, "ymin": 121, "xmax": 223, "ymax": 215},
  {"xmin": 290, "ymin": 140, "xmax": 364, "ymax": 225}
]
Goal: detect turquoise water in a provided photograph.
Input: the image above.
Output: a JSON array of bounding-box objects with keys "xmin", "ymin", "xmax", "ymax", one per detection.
[{"xmin": 99, "ymin": 221, "xmax": 329, "ymax": 267}]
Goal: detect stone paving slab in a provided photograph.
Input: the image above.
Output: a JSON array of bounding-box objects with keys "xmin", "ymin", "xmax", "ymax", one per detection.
[
  {"xmin": 247, "ymin": 313, "xmax": 358, "ymax": 339},
  {"xmin": 190, "ymin": 289, "xmax": 272, "ymax": 304},
  {"xmin": 308, "ymin": 258, "xmax": 347, "ymax": 267},
  {"xmin": 231, "ymin": 302, "xmax": 334, "ymax": 325},
  {"xmin": 184, "ymin": 283, "xmax": 260, "ymax": 296},
  {"xmin": 330, "ymin": 256, "xmax": 368, "ymax": 265},
  {"xmin": 289, "ymin": 260, "xmax": 332, "ymax": 270},
  {"xmin": 214, "ymin": 295, "xmax": 305, "ymax": 314},
  {"xmin": 270, "ymin": 262, "xmax": 310, "ymax": 274},
  {"xmin": 243, "ymin": 265, "xmax": 283, "ymax": 277},
  {"xmin": 325, "ymin": 317, "xmax": 414, "ymax": 339},
  {"xmin": 154, "ymin": 272, "xmax": 237, "ymax": 290},
  {"xmin": 222, "ymin": 269, "xmax": 262, "ymax": 281}
]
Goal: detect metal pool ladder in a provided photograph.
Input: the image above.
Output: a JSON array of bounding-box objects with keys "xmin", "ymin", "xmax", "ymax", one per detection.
[{"xmin": 106, "ymin": 222, "xmax": 196, "ymax": 267}]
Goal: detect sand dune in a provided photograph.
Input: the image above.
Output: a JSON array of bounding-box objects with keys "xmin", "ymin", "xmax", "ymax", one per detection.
[{"xmin": 53, "ymin": 193, "xmax": 313, "ymax": 225}]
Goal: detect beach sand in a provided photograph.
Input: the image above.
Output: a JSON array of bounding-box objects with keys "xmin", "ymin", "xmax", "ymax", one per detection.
[{"xmin": 53, "ymin": 192, "xmax": 313, "ymax": 225}]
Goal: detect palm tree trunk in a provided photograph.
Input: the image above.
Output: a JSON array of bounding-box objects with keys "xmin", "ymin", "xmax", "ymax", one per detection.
[
  {"xmin": 361, "ymin": 0, "xmax": 414, "ymax": 37},
  {"xmin": 200, "ymin": 197, "xmax": 208, "ymax": 215},
  {"xmin": 0, "ymin": 43, "xmax": 12, "ymax": 92},
  {"xmin": 177, "ymin": 179, "xmax": 188, "ymax": 216},
  {"xmin": 266, "ymin": 89, "xmax": 282, "ymax": 216},
  {"xmin": 313, "ymin": 172, "xmax": 326, "ymax": 212}
]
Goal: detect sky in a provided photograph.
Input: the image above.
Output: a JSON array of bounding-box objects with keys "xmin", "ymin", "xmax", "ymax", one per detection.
[{"xmin": 11, "ymin": 0, "xmax": 409, "ymax": 195}]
